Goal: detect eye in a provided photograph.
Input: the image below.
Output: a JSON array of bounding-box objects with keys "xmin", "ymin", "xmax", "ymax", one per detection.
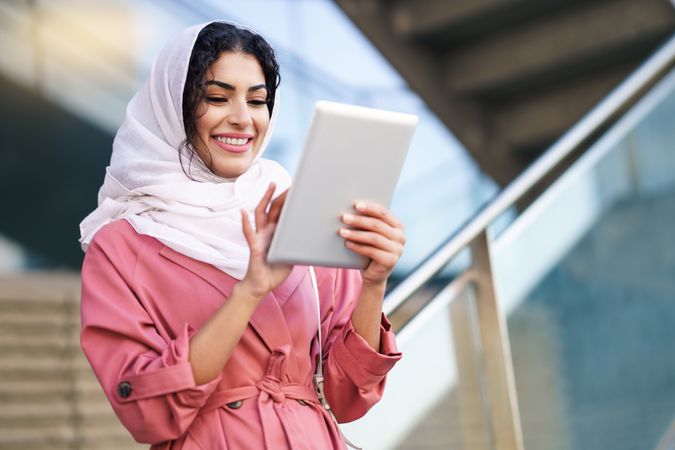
[
  {"xmin": 248, "ymin": 99, "xmax": 268, "ymax": 107},
  {"xmin": 204, "ymin": 96, "xmax": 227, "ymax": 104}
]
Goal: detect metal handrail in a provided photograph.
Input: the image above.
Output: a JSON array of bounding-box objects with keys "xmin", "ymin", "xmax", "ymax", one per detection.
[{"xmin": 384, "ymin": 33, "xmax": 675, "ymax": 317}]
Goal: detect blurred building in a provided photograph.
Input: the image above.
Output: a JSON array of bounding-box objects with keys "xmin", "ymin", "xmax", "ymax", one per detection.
[{"xmin": 1, "ymin": 1, "xmax": 674, "ymax": 449}]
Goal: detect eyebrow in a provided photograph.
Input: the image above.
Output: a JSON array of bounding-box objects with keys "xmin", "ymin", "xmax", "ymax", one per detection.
[{"xmin": 206, "ymin": 80, "xmax": 267, "ymax": 92}]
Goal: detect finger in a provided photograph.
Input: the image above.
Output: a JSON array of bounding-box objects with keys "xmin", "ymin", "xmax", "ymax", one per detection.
[
  {"xmin": 341, "ymin": 213, "xmax": 405, "ymax": 244},
  {"xmin": 241, "ymin": 209, "xmax": 256, "ymax": 248},
  {"xmin": 344, "ymin": 241, "xmax": 399, "ymax": 269},
  {"xmin": 338, "ymin": 228, "xmax": 403, "ymax": 255},
  {"xmin": 267, "ymin": 189, "xmax": 288, "ymax": 224},
  {"xmin": 353, "ymin": 202, "xmax": 404, "ymax": 230},
  {"xmin": 255, "ymin": 183, "xmax": 276, "ymax": 230}
]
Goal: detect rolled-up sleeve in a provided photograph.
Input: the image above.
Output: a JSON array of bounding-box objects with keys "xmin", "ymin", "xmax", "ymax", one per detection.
[
  {"xmin": 80, "ymin": 232, "xmax": 220, "ymax": 444},
  {"xmin": 321, "ymin": 269, "xmax": 402, "ymax": 423}
]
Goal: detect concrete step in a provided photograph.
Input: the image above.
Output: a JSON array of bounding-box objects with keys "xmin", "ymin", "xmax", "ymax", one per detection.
[
  {"xmin": 0, "ymin": 379, "xmax": 101, "ymax": 401},
  {"xmin": 0, "ymin": 355, "xmax": 72, "ymax": 370},
  {"xmin": 0, "ymin": 344, "xmax": 76, "ymax": 358},
  {"xmin": 0, "ymin": 428, "xmax": 140, "ymax": 450},
  {"xmin": 0, "ymin": 353, "xmax": 94, "ymax": 371},
  {"xmin": 0, "ymin": 403, "xmax": 72, "ymax": 428},
  {"xmin": 0, "ymin": 332, "xmax": 77, "ymax": 349},
  {"xmin": 0, "ymin": 273, "xmax": 142, "ymax": 449},
  {"xmin": 0, "ymin": 272, "xmax": 81, "ymax": 302},
  {"xmin": 0, "ymin": 365, "xmax": 72, "ymax": 382},
  {"xmin": 0, "ymin": 299, "xmax": 70, "ymax": 316},
  {"xmin": 0, "ymin": 400, "xmax": 123, "ymax": 428},
  {"xmin": 0, "ymin": 425, "xmax": 73, "ymax": 450},
  {"xmin": 0, "ymin": 322, "xmax": 74, "ymax": 339}
]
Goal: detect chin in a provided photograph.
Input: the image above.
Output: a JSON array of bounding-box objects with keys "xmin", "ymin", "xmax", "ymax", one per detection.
[{"xmin": 213, "ymin": 164, "xmax": 250, "ymax": 179}]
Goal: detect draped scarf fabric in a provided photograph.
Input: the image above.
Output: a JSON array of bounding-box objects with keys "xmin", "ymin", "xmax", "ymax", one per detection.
[{"xmin": 79, "ymin": 21, "xmax": 291, "ymax": 280}]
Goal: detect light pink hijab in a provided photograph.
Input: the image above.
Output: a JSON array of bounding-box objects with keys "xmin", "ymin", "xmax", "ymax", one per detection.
[{"xmin": 79, "ymin": 21, "xmax": 291, "ymax": 279}]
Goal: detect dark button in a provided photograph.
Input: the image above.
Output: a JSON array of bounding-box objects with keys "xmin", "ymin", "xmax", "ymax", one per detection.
[
  {"xmin": 117, "ymin": 381, "xmax": 132, "ymax": 398},
  {"xmin": 226, "ymin": 400, "xmax": 243, "ymax": 409},
  {"xmin": 297, "ymin": 399, "xmax": 307, "ymax": 406}
]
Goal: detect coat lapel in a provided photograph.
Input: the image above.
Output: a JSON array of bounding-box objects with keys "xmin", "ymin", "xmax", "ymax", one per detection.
[
  {"xmin": 249, "ymin": 266, "xmax": 307, "ymax": 354},
  {"xmin": 158, "ymin": 246, "xmax": 306, "ymax": 355}
]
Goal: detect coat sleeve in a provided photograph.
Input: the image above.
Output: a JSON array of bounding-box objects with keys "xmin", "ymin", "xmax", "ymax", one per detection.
[
  {"xmin": 320, "ymin": 268, "xmax": 402, "ymax": 423},
  {"xmin": 80, "ymin": 227, "xmax": 221, "ymax": 444}
]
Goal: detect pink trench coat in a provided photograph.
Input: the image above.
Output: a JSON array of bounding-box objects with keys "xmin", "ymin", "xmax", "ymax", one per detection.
[{"xmin": 80, "ymin": 220, "xmax": 402, "ymax": 449}]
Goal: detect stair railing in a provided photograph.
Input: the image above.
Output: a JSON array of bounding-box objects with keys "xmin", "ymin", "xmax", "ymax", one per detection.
[{"xmin": 383, "ymin": 34, "xmax": 675, "ymax": 450}]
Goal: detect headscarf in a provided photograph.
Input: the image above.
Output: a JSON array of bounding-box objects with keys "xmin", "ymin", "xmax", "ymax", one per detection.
[{"xmin": 79, "ymin": 21, "xmax": 291, "ymax": 280}]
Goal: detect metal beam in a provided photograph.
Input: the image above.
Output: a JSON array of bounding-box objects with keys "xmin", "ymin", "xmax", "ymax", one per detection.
[
  {"xmin": 391, "ymin": 0, "xmax": 520, "ymax": 37},
  {"xmin": 444, "ymin": 0, "xmax": 675, "ymax": 95},
  {"xmin": 490, "ymin": 63, "xmax": 634, "ymax": 153},
  {"xmin": 334, "ymin": 0, "xmax": 494, "ymax": 176}
]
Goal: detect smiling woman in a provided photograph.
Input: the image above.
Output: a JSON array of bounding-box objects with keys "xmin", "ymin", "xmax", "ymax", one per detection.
[
  {"xmin": 78, "ymin": 21, "xmax": 404, "ymax": 450},
  {"xmin": 192, "ymin": 52, "xmax": 271, "ymax": 178},
  {"xmin": 181, "ymin": 23, "xmax": 279, "ymax": 180}
]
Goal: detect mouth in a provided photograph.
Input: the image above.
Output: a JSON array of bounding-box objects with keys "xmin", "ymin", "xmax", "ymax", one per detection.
[{"xmin": 211, "ymin": 134, "xmax": 254, "ymax": 154}]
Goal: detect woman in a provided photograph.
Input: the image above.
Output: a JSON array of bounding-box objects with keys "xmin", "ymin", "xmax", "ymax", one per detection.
[{"xmin": 79, "ymin": 21, "xmax": 404, "ymax": 450}]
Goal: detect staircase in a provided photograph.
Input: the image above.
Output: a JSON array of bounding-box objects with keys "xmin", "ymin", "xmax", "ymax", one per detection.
[
  {"xmin": 0, "ymin": 273, "xmax": 142, "ymax": 450},
  {"xmin": 334, "ymin": 0, "xmax": 675, "ymax": 187}
]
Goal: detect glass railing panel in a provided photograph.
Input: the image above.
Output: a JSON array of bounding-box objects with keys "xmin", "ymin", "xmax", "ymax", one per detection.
[
  {"xmin": 343, "ymin": 280, "xmax": 494, "ymax": 450},
  {"xmin": 490, "ymin": 68, "xmax": 675, "ymax": 450}
]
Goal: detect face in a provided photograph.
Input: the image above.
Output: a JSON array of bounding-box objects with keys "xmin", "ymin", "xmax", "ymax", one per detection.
[{"xmin": 192, "ymin": 51, "xmax": 271, "ymax": 178}]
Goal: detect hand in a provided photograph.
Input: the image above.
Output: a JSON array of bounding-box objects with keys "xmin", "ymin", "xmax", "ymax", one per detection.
[
  {"xmin": 339, "ymin": 202, "xmax": 406, "ymax": 286},
  {"xmin": 239, "ymin": 183, "xmax": 292, "ymax": 299}
]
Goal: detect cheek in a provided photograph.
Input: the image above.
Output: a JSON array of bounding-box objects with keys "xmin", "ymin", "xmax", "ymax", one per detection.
[
  {"xmin": 191, "ymin": 110, "xmax": 218, "ymax": 159},
  {"xmin": 255, "ymin": 113, "xmax": 271, "ymax": 138},
  {"xmin": 195, "ymin": 107, "xmax": 216, "ymax": 137}
]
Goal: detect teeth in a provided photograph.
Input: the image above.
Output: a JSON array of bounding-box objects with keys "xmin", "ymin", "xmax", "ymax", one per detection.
[{"xmin": 215, "ymin": 136, "xmax": 249, "ymax": 146}]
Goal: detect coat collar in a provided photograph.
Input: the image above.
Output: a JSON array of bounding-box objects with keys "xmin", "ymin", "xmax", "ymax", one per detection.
[{"xmin": 158, "ymin": 245, "xmax": 306, "ymax": 354}]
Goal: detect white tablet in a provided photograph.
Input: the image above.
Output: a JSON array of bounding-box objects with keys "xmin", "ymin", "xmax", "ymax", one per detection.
[{"xmin": 267, "ymin": 101, "xmax": 418, "ymax": 269}]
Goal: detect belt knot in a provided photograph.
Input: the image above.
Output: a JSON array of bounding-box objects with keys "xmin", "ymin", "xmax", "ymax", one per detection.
[{"xmin": 256, "ymin": 375, "xmax": 286, "ymax": 403}]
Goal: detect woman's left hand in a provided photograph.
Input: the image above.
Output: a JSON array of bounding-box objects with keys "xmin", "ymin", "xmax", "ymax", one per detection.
[{"xmin": 339, "ymin": 202, "xmax": 406, "ymax": 286}]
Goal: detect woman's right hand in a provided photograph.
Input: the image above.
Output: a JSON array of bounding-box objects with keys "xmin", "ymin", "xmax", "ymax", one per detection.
[
  {"xmin": 190, "ymin": 183, "xmax": 291, "ymax": 384},
  {"xmin": 239, "ymin": 182, "xmax": 292, "ymax": 300}
]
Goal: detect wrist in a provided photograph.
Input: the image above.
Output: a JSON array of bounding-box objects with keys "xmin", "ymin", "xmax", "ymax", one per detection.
[
  {"xmin": 233, "ymin": 281, "xmax": 266, "ymax": 307},
  {"xmin": 361, "ymin": 278, "xmax": 387, "ymax": 296}
]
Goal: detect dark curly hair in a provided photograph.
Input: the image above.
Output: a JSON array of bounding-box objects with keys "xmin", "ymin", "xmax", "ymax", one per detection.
[{"xmin": 180, "ymin": 22, "xmax": 280, "ymax": 177}]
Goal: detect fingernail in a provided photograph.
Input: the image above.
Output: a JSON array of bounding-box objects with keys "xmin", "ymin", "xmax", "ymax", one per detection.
[
  {"xmin": 355, "ymin": 202, "xmax": 366, "ymax": 211},
  {"xmin": 339, "ymin": 228, "xmax": 350, "ymax": 236},
  {"xmin": 342, "ymin": 214, "xmax": 354, "ymax": 223}
]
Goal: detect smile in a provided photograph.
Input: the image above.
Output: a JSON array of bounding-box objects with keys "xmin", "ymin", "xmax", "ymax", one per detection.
[
  {"xmin": 212, "ymin": 135, "xmax": 253, "ymax": 154},
  {"xmin": 216, "ymin": 136, "xmax": 249, "ymax": 146}
]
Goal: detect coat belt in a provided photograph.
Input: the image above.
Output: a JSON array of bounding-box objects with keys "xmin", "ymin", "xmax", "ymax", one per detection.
[
  {"xmin": 198, "ymin": 382, "xmax": 318, "ymax": 415},
  {"xmin": 198, "ymin": 383, "xmax": 322, "ymax": 450},
  {"xmin": 197, "ymin": 347, "xmax": 329, "ymax": 449}
]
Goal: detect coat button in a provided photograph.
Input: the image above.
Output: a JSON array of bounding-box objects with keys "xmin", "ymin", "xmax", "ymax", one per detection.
[
  {"xmin": 117, "ymin": 381, "xmax": 132, "ymax": 399},
  {"xmin": 226, "ymin": 400, "xmax": 243, "ymax": 409}
]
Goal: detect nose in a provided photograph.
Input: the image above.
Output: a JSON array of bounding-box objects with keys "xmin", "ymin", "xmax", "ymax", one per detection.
[{"xmin": 227, "ymin": 99, "xmax": 253, "ymax": 128}]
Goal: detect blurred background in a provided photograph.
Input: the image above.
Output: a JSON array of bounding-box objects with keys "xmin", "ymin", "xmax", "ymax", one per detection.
[{"xmin": 0, "ymin": 0, "xmax": 674, "ymax": 449}]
